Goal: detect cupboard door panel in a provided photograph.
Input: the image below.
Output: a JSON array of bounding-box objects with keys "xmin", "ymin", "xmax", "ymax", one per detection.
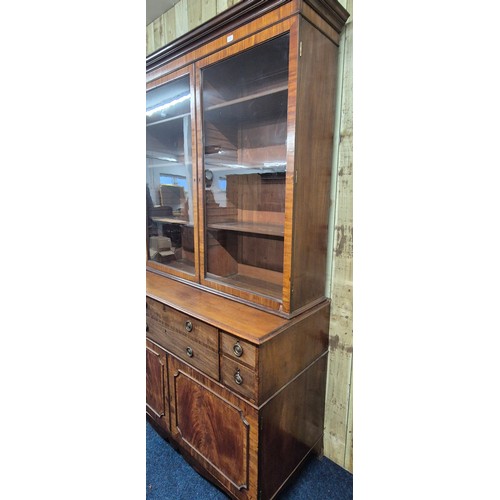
[
  {"xmin": 171, "ymin": 357, "xmax": 253, "ymax": 492},
  {"xmin": 146, "ymin": 340, "xmax": 170, "ymax": 432}
]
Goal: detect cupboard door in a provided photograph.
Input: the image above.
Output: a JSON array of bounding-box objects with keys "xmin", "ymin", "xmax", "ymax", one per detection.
[
  {"xmin": 146, "ymin": 340, "xmax": 170, "ymax": 432},
  {"xmin": 146, "ymin": 67, "xmax": 199, "ymax": 281},
  {"xmin": 197, "ymin": 27, "xmax": 296, "ymax": 312},
  {"xmin": 170, "ymin": 357, "xmax": 258, "ymax": 496}
]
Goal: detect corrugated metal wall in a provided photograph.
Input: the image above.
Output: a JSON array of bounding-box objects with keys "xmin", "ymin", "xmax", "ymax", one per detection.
[{"xmin": 146, "ymin": 0, "xmax": 354, "ymax": 473}]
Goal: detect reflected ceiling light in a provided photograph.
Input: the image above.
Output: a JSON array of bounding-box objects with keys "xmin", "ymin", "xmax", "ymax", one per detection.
[
  {"xmin": 263, "ymin": 161, "xmax": 287, "ymax": 168},
  {"xmin": 147, "ymin": 153, "xmax": 177, "ymax": 162},
  {"xmin": 146, "ymin": 93, "xmax": 190, "ymax": 117}
]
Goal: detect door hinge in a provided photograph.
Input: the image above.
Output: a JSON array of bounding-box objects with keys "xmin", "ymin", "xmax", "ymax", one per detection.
[{"xmin": 299, "ymin": 41, "xmax": 303, "ymax": 57}]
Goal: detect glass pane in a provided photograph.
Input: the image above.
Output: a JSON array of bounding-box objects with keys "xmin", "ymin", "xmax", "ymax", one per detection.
[
  {"xmin": 201, "ymin": 35, "xmax": 289, "ymax": 299},
  {"xmin": 146, "ymin": 75, "xmax": 195, "ymax": 275}
]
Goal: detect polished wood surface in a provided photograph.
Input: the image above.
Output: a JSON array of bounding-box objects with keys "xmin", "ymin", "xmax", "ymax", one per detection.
[
  {"xmin": 146, "ymin": 0, "xmax": 349, "ymax": 70},
  {"xmin": 258, "ymin": 301, "xmax": 329, "ymax": 403},
  {"xmin": 220, "ymin": 356, "xmax": 257, "ymax": 402},
  {"xmin": 147, "ymin": 7, "xmax": 344, "ymax": 316},
  {"xmin": 146, "ymin": 339, "xmax": 170, "ymax": 432},
  {"xmin": 220, "ymin": 332, "xmax": 258, "ymax": 369},
  {"xmin": 147, "ymin": 297, "xmax": 218, "ymax": 350},
  {"xmin": 169, "ymin": 356, "xmax": 259, "ymax": 499},
  {"xmin": 289, "ymin": 17, "xmax": 338, "ymax": 312},
  {"xmin": 147, "ymin": 297, "xmax": 219, "ymax": 379},
  {"xmin": 146, "ymin": 288, "xmax": 329, "ymax": 498},
  {"xmin": 147, "ymin": 0, "xmax": 295, "ymax": 72},
  {"xmin": 145, "ymin": 1, "xmax": 349, "ymax": 496},
  {"xmin": 147, "ymin": 271, "xmax": 290, "ymax": 344},
  {"xmin": 259, "ymin": 354, "xmax": 328, "ymax": 499}
]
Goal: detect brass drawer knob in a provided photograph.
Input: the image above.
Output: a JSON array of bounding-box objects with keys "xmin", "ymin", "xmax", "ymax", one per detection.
[
  {"xmin": 186, "ymin": 347, "xmax": 194, "ymax": 357},
  {"xmin": 185, "ymin": 320, "xmax": 193, "ymax": 332},
  {"xmin": 233, "ymin": 342, "xmax": 243, "ymax": 357},
  {"xmin": 234, "ymin": 369, "xmax": 243, "ymax": 385}
]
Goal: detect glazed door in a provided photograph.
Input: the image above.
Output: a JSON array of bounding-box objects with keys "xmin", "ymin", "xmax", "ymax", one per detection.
[
  {"xmin": 196, "ymin": 21, "xmax": 298, "ymax": 314},
  {"xmin": 146, "ymin": 340, "xmax": 170, "ymax": 432},
  {"xmin": 146, "ymin": 66, "xmax": 199, "ymax": 281}
]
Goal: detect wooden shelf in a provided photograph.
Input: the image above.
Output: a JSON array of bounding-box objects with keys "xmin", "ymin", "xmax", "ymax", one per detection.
[
  {"xmin": 205, "ymin": 84, "xmax": 287, "ymax": 112},
  {"xmin": 204, "ymin": 88, "xmax": 287, "ymax": 130},
  {"xmin": 161, "ymin": 259, "xmax": 195, "ymax": 274},
  {"xmin": 207, "ymin": 272, "xmax": 282, "ymax": 300},
  {"xmin": 152, "ymin": 217, "xmax": 190, "ymax": 225},
  {"xmin": 207, "ymin": 221, "xmax": 284, "ymax": 237}
]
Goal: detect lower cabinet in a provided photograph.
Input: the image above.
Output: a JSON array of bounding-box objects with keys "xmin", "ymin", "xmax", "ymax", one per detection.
[
  {"xmin": 146, "ymin": 282, "xmax": 329, "ymax": 500},
  {"xmin": 146, "ymin": 339, "xmax": 170, "ymax": 433}
]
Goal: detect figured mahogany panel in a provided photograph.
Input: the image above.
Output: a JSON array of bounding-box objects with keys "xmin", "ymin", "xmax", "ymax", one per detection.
[
  {"xmin": 170, "ymin": 357, "xmax": 258, "ymax": 496},
  {"xmin": 146, "ymin": 340, "xmax": 170, "ymax": 432}
]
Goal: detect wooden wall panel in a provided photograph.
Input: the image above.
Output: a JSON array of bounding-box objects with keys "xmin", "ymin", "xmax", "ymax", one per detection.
[
  {"xmin": 324, "ymin": 0, "xmax": 353, "ymax": 473},
  {"xmin": 146, "ymin": 0, "xmax": 353, "ymax": 474}
]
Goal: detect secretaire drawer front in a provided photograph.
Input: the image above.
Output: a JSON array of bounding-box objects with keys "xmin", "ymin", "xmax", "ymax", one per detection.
[
  {"xmin": 146, "ymin": 298, "xmax": 219, "ymax": 380},
  {"xmin": 221, "ymin": 357, "xmax": 257, "ymax": 402},
  {"xmin": 220, "ymin": 332, "xmax": 257, "ymax": 368},
  {"xmin": 147, "ymin": 298, "xmax": 218, "ymax": 351}
]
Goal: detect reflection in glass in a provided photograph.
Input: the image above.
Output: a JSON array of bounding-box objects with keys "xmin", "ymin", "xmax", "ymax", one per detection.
[
  {"xmin": 201, "ymin": 35, "xmax": 289, "ymax": 298},
  {"xmin": 146, "ymin": 75, "xmax": 195, "ymax": 275}
]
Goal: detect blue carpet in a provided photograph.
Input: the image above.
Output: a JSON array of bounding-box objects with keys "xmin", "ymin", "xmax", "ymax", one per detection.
[{"xmin": 147, "ymin": 421, "xmax": 353, "ymax": 499}]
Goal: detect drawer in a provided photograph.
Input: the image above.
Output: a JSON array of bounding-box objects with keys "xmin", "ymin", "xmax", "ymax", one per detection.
[
  {"xmin": 220, "ymin": 332, "xmax": 257, "ymax": 369},
  {"xmin": 165, "ymin": 331, "xmax": 219, "ymax": 380},
  {"xmin": 146, "ymin": 298, "xmax": 219, "ymax": 380},
  {"xmin": 221, "ymin": 356, "xmax": 257, "ymax": 402},
  {"xmin": 146, "ymin": 297, "xmax": 218, "ymax": 350}
]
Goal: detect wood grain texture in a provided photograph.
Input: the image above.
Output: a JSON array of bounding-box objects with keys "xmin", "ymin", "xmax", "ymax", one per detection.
[
  {"xmin": 147, "ymin": 271, "xmax": 290, "ymax": 344},
  {"xmin": 300, "ymin": 1, "xmax": 340, "ymax": 44},
  {"xmin": 146, "ymin": 339, "xmax": 170, "ymax": 432},
  {"xmin": 145, "ymin": 0, "xmax": 352, "ymax": 479},
  {"xmin": 221, "ymin": 332, "xmax": 258, "ymax": 369},
  {"xmin": 146, "ymin": 297, "xmax": 219, "ymax": 379},
  {"xmin": 259, "ymin": 354, "xmax": 328, "ymax": 499},
  {"xmin": 221, "ymin": 356, "xmax": 258, "ymax": 402},
  {"xmin": 301, "ymin": 0, "xmax": 349, "ymax": 34},
  {"xmin": 280, "ymin": 18, "xmax": 299, "ymax": 315},
  {"xmin": 324, "ymin": 0, "xmax": 352, "ymax": 472},
  {"xmin": 169, "ymin": 356, "xmax": 259, "ymax": 499},
  {"xmin": 290, "ymin": 18, "xmax": 338, "ymax": 312},
  {"xmin": 147, "ymin": 3, "xmax": 296, "ymax": 78},
  {"xmin": 258, "ymin": 301, "xmax": 329, "ymax": 403}
]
